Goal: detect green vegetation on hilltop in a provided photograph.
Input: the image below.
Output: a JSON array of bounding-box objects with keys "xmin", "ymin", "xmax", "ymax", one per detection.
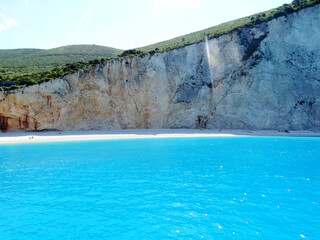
[
  {"xmin": 0, "ymin": 0, "xmax": 319, "ymax": 91},
  {"xmin": 117, "ymin": 49, "xmax": 143, "ymax": 58},
  {"xmin": 0, "ymin": 44, "xmax": 121, "ymax": 76},
  {"xmin": 0, "ymin": 44, "xmax": 121, "ymax": 91},
  {"xmin": 138, "ymin": 0, "xmax": 320, "ymax": 53}
]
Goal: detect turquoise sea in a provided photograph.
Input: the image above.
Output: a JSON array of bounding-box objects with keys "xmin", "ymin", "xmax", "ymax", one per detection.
[{"xmin": 0, "ymin": 137, "xmax": 319, "ymax": 239}]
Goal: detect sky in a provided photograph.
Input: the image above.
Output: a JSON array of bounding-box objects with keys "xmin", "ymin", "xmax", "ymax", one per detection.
[{"xmin": 0, "ymin": 0, "xmax": 291, "ymax": 50}]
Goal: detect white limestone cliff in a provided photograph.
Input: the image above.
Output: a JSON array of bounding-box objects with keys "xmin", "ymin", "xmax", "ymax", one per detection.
[{"xmin": 1, "ymin": 5, "xmax": 320, "ymax": 132}]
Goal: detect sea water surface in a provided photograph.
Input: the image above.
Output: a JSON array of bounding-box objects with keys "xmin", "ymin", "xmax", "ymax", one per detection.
[{"xmin": 0, "ymin": 136, "xmax": 319, "ymax": 239}]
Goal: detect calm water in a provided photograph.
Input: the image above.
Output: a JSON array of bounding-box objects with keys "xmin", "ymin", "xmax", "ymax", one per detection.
[{"xmin": 0, "ymin": 137, "xmax": 319, "ymax": 239}]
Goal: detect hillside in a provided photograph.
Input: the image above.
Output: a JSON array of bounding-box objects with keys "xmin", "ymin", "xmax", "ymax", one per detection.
[
  {"xmin": 0, "ymin": 0, "xmax": 319, "ymax": 90},
  {"xmin": 138, "ymin": 0, "xmax": 320, "ymax": 53},
  {"xmin": 0, "ymin": 44, "xmax": 122, "ymax": 76},
  {"xmin": 1, "ymin": 1, "xmax": 319, "ymax": 132}
]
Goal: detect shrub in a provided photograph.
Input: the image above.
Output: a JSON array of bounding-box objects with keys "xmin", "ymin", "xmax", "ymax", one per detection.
[
  {"xmin": 5, "ymin": 85, "xmax": 20, "ymax": 91},
  {"xmin": 118, "ymin": 49, "xmax": 143, "ymax": 58},
  {"xmin": 284, "ymin": 4, "xmax": 295, "ymax": 14},
  {"xmin": 66, "ymin": 63, "xmax": 77, "ymax": 70},
  {"xmin": 17, "ymin": 77, "xmax": 37, "ymax": 86}
]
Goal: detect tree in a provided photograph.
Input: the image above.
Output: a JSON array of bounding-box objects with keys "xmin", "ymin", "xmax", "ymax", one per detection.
[
  {"xmin": 118, "ymin": 49, "xmax": 143, "ymax": 58},
  {"xmin": 292, "ymin": 0, "xmax": 300, "ymax": 7}
]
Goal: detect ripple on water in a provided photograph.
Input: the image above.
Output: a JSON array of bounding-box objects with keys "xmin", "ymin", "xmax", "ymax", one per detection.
[{"xmin": 0, "ymin": 137, "xmax": 319, "ymax": 239}]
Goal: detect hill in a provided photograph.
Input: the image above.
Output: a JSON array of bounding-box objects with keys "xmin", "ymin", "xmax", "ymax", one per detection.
[
  {"xmin": 0, "ymin": 44, "xmax": 122, "ymax": 76},
  {"xmin": 0, "ymin": 0, "xmax": 319, "ymax": 90},
  {"xmin": 137, "ymin": 0, "xmax": 319, "ymax": 53}
]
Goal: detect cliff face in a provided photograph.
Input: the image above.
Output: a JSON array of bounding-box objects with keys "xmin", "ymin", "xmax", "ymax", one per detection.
[{"xmin": 1, "ymin": 5, "xmax": 320, "ymax": 132}]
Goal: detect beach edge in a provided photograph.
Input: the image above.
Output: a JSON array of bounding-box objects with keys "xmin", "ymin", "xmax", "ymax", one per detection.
[{"xmin": 0, "ymin": 129, "xmax": 320, "ymax": 144}]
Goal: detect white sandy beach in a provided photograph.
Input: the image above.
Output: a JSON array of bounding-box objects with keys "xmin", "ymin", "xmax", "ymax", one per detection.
[{"xmin": 0, "ymin": 129, "xmax": 319, "ymax": 144}]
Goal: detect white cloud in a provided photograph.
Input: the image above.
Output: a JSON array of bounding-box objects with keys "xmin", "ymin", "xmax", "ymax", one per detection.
[
  {"xmin": 70, "ymin": 0, "xmax": 101, "ymax": 42},
  {"xmin": 0, "ymin": 14, "xmax": 19, "ymax": 33},
  {"xmin": 5, "ymin": 18, "xmax": 18, "ymax": 28},
  {"xmin": 81, "ymin": 6, "xmax": 93, "ymax": 23},
  {"xmin": 0, "ymin": 23, "xmax": 5, "ymax": 32},
  {"xmin": 154, "ymin": 0, "xmax": 200, "ymax": 8},
  {"xmin": 23, "ymin": 0, "xmax": 29, "ymax": 6}
]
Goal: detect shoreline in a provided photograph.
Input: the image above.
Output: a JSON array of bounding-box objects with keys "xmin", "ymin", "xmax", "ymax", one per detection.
[{"xmin": 0, "ymin": 129, "xmax": 319, "ymax": 144}]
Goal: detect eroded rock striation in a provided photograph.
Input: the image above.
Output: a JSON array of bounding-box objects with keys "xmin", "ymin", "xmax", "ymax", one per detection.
[{"xmin": 1, "ymin": 5, "xmax": 320, "ymax": 132}]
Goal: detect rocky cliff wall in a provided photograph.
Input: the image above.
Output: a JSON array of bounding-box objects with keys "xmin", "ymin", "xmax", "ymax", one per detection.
[{"xmin": 1, "ymin": 5, "xmax": 320, "ymax": 132}]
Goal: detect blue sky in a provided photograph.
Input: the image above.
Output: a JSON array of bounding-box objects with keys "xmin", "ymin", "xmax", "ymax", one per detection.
[{"xmin": 0, "ymin": 0, "xmax": 290, "ymax": 50}]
